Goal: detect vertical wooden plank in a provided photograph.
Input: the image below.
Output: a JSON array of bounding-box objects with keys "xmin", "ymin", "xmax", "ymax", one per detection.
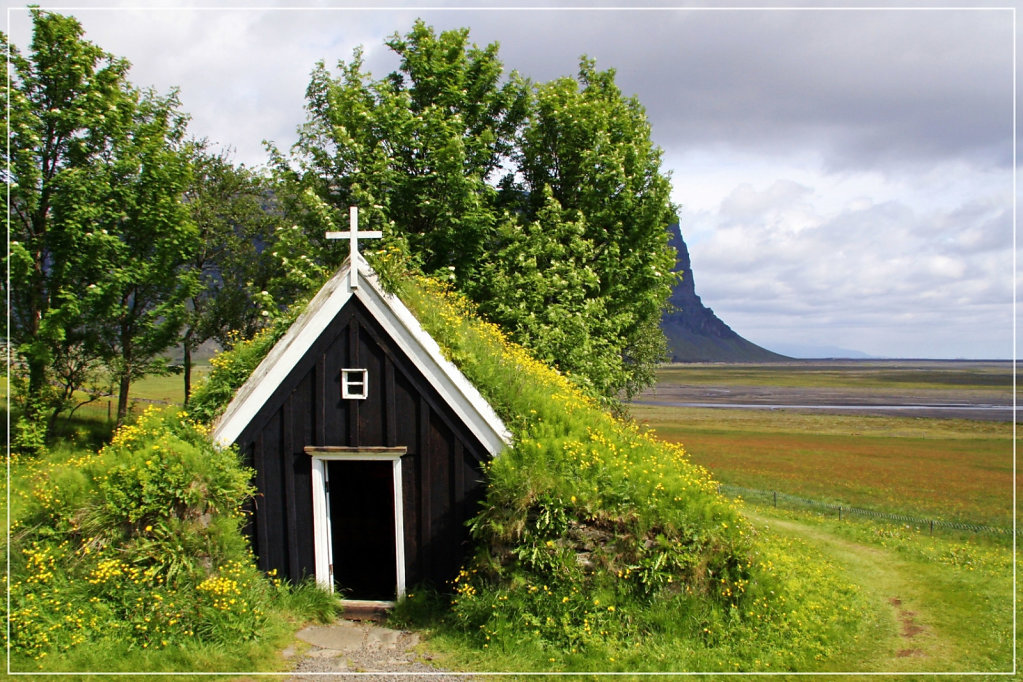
[
  {"xmin": 401, "ymin": 456, "xmax": 417, "ymax": 585},
  {"xmin": 260, "ymin": 411, "xmax": 285, "ymax": 576},
  {"xmin": 419, "ymin": 396, "xmax": 432, "ymax": 575},
  {"xmin": 349, "ymin": 317, "xmax": 360, "ymax": 447},
  {"xmin": 396, "ymin": 372, "xmax": 420, "ymax": 582},
  {"xmin": 310, "ymin": 457, "xmax": 330, "ymax": 588},
  {"xmin": 282, "ymin": 395, "xmax": 300, "ymax": 580},
  {"xmin": 292, "ymin": 370, "xmax": 317, "ymax": 578},
  {"xmin": 385, "ymin": 356, "xmax": 397, "ymax": 447},
  {"xmin": 315, "ymin": 353, "xmax": 326, "ymax": 446},
  {"xmin": 253, "ymin": 432, "xmax": 269, "ymax": 572},
  {"xmin": 454, "ymin": 439, "xmax": 465, "ymax": 534},
  {"xmin": 323, "ymin": 322, "xmax": 347, "ymax": 446},
  {"xmin": 431, "ymin": 427, "xmax": 452, "ymax": 580}
]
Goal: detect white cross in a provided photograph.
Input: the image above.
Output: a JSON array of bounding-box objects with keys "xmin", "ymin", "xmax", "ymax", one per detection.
[{"xmin": 326, "ymin": 206, "xmax": 382, "ymax": 289}]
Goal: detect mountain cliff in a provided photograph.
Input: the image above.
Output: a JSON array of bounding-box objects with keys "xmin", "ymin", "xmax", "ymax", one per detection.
[{"xmin": 661, "ymin": 225, "xmax": 788, "ymax": 363}]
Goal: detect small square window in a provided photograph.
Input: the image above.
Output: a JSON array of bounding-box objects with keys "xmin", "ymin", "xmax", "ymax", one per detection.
[{"xmin": 341, "ymin": 368, "xmax": 368, "ymax": 400}]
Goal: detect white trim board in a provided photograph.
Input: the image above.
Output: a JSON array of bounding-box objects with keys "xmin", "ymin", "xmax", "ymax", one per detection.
[
  {"xmin": 210, "ymin": 253, "xmax": 511, "ymax": 456},
  {"xmin": 309, "ymin": 449, "xmax": 407, "ymax": 598}
]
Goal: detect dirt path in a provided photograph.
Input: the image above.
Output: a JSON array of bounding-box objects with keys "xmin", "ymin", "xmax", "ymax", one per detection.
[
  {"xmin": 283, "ymin": 619, "xmax": 475, "ymax": 680},
  {"xmin": 742, "ymin": 510, "xmax": 946, "ymax": 672}
]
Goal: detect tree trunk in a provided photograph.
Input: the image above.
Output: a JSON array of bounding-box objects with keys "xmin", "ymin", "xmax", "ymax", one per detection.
[
  {"xmin": 117, "ymin": 301, "xmax": 136, "ymax": 427},
  {"xmin": 116, "ymin": 372, "xmax": 131, "ymax": 427},
  {"xmin": 28, "ymin": 357, "xmax": 48, "ymax": 404},
  {"xmin": 183, "ymin": 340, "xmax": 193, "ymax": 406}
]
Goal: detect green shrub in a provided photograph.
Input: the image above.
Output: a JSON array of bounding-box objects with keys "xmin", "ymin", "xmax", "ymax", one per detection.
[
  {"xmin": 7, "ymin": 407, "xmax": 339, "ymax": 669},
  {"xmin": 393, "ymin": 279, "xmax": 741, "ymax": 641}
]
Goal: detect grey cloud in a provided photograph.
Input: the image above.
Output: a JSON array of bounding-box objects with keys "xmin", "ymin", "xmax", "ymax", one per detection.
[
  {"xmin": 33, "ymin": 6, "xmax": 1010, "ymax": 173},
  {"xmin": 437, "ymin": 8, "xmax": 1014, "ymax": 172},
  {"xmin": 9, "ymin": 3, "xmax": 1013, "ymax": 358}
]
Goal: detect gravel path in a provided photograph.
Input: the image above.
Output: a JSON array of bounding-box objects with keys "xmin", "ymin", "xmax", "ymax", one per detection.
[{"xmin": 283, "ymin": 619, "xmax": 477, "ymax": 681}]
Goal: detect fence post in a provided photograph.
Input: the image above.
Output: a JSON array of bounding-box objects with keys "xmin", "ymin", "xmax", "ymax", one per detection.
[
  {"xmin": 773, "ymin": 491, "xmax": 777, "ymax": 508},
  {"xmin": 930, "ymin": 520, "xmax": 934, "ymax": 535},
  {"xmin": 839, "ymin": 506, "xmax": 843, "ymax": 521}
]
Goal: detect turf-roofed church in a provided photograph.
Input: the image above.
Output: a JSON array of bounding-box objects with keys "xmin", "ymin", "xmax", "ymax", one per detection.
[{"xmin": 211, "ymin": 208, "xmax": 510, "ymax": 603}]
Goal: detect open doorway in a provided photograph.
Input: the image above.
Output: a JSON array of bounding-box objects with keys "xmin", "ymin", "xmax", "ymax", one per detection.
[
  {"xmin": 327, "ymin": 459, "xmax": 396, "ymax": 600},
  {"xmin": 308, "ymin": 447, "xmax": 407, "ymax": 602}
]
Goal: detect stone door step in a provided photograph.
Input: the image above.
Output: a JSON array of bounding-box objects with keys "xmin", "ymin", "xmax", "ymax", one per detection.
[{"xmin": 341, "ymin": 599, "xmax": 394, "ymax": 621}]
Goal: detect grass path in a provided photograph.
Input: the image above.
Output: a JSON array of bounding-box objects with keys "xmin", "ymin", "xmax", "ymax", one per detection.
[{"xmin": 742, "ymin": 508, "xmax": 1014, "ymax": 675}]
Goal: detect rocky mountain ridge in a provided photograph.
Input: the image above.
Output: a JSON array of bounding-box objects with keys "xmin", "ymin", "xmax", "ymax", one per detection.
[{"xmin": 661, "ymin": 225, "xmax": 788, "ymax": 363}]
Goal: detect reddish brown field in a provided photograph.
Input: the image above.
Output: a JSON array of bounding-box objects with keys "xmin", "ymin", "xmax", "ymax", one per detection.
[{"xmin": 632, "ymin": 362, "xmax": 1017, "ymax": 527}]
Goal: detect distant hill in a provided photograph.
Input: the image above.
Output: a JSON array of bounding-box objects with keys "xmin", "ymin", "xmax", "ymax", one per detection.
[{"xmin": 661, "ymin": 225, "xmax": 789, "ymax": 363}]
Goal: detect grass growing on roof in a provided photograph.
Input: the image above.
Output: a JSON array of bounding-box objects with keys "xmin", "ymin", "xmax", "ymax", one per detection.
[{"xmin": 391, "ymin": 275, "xmax": 867, "ymax": 671}]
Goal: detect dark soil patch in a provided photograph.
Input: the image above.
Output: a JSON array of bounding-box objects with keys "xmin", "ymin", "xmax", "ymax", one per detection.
[{"xmin": 890, "ymin": 597, "xmax": 925, "ymax": 639}]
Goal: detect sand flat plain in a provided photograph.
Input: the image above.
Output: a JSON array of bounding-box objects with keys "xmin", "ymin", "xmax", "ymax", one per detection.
[{"xmin": 636, "ymin": 360, "xmax": 1016, "ymax": 421}]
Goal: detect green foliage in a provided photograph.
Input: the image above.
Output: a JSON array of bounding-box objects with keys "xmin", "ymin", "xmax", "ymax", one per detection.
[
  {"xmin": 474, "ymin": 190, "xmax": 610, "ymax": 395},
  {"xmin": 6, "ymin": 408, "xmax": 340, "ymax": 669},
  {"xmin": 285, "ymin": 20, "xmax": 525, "ymax": 278},
  {"xmin": 496, "ymin": 57, "xmax": 679, "ymax": 401},
  {"xmin": 283, "ymin": 21, "xmax": 676, "ymax": 403},
  {"xmin": 10, "ymin": 386, "xmax": 51, "ymax": 457},
  {"xmin": 181, "ymin": 142, "xmax": 285, "ymax": 403},
  {"xmin": 5, "ymin": 10, "xmax": 198, "ymax": 432}
]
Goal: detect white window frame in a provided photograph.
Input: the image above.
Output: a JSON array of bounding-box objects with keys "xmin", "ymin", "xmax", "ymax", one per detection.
[
  {"xmin": 341, "ymin": 368, "xmax": 369, "ymax": 400},
  {"xmin": 306, "ymin": 446, "xmax": 406, "ymax": 602}
]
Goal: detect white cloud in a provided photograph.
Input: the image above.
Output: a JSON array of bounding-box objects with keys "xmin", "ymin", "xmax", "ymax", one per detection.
[{"xmin": 684, "ymin": 169, "xmax": 1012, "ymax": 358}]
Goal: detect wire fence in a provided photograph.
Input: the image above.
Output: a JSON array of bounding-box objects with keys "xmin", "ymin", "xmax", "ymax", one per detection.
[{"xmin": 718, "ymin": 483, "xmax": 1019, "ymax": 537}]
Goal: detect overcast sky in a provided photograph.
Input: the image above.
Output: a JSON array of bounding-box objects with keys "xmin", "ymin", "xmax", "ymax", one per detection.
[{"xmin": 6, "ymin": 1, "xmax": 1016, "ymax": 359}]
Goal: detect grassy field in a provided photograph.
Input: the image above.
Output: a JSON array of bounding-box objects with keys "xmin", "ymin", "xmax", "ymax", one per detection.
[
  {"xmin": 8, "ymin": 359, "xmax": 1016, "ymax": 675},
  {"xmin": 632, "ymin": 362, "xmax": 1017, "ymax": 528},
  {"xmin": 734, "ymin": 503, "xmax": 1015, "ymax": 676},
  {"xmin": 59, "ymin": 363, "xmax": 212, "ymax": 424}
]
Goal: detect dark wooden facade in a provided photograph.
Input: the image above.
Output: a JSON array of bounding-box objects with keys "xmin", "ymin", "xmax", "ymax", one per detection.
[{"xmin": 232, "ymin": 296, "xmax": 493, "ymax": 594}]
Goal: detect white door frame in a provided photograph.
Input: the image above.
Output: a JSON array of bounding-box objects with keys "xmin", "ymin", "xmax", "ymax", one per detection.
[{"xmin": 306, "ymin": 446, "xmax": 407, "ymax": 601}]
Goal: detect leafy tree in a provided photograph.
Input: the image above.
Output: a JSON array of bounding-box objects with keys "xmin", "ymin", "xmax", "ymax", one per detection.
[
  {"xmin": 286, "ymin": 19, "xmax": 528, "ymax": 280},
  {"xmin": 284, "ymin": 22, "xmax": 677, "ymax": 403},
  {"xmin": 181, "ymin": 143, "xmax": 281, "ymax": 403},
  {"xmin": 5, "ymin": 10, "xmax": 197, "ymax": 435},
  {"xmin": 475, "ymin": 189, "xmax": 611, "ymax": 392},
  {"xmin": 5, "ymin": 11, "xmax": 131, "ymax": 442},
  {"xmin": 94, "ymin": 88, "xmax": 196, "ymax": 425},
  {"xmin": 505, "ymin": 59, "xmax": 679, "ymax": 398}
]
